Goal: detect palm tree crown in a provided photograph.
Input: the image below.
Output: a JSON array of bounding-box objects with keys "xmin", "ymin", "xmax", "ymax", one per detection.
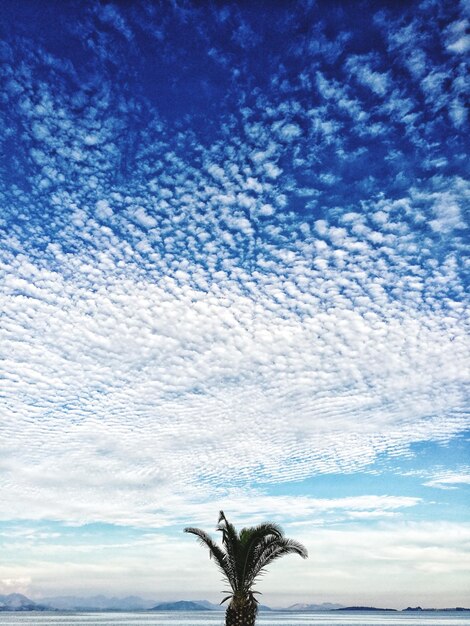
[{"xmin": 184, "ymin": 511, "xmax": 308, "ymax": 620}]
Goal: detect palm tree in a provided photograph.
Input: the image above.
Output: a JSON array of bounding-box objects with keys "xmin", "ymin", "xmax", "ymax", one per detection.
[{"xmin": 184, "ymin": 511, "xmax": 308, "ymax": 626}]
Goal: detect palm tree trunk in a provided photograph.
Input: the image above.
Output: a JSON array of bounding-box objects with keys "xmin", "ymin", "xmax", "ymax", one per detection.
[{"xmin": 225, "ymin": 600, "xmax": 258, "ymax": 626}]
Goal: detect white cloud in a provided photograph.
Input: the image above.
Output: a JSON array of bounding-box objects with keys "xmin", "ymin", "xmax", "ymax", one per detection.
[
  {"xmin": 423, "ymin": 471, "xmax": 470, "ymax": 490},
  {"xmin": 0, "ymin": 578, "xmax": 32, "ymax": 596},
  {"xmin": 346, "ymin": 56, "xmax": 390, "ymax": 96},
  {"xmin": 95, "ymin": 199, "xmax": 113, "ymax": 219},
  {"xmin": 1, "ymin": 253, "xmax": 468, "ymax": 526},
  {"xmin": 132, "ymin": 206, "xmax": 157, "ymax": 229},
  {"xmin": 445, "ymin": 20, "xmax": 470, "ymax": 54},
  {"xmin": 276, "ymin": 123, "xmax": 302, "ymax": 141}
]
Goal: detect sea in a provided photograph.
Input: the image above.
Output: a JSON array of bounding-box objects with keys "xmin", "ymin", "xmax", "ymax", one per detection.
[{"xmin": 0, "ymin": 611, "xmax": 469, "ymax": 626}]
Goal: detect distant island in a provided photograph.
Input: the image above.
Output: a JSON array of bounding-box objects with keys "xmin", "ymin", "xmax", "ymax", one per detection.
[
  {"xmin": 151, "ymin": 601, "xmax": 208, "ymax": 611},
  {"xmin": 403, "ymin": 607, "xmax": 470, "ymax": 613},
  {"xmin": 335, "ymin": 606, "xmax": 397, "ymax": 612},
  {"xmin": 1, "ymin": 593, "xmax": 469, "ymax": 613}
]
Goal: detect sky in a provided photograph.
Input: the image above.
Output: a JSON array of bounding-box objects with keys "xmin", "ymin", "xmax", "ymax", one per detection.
[{"xmin": 0, "ymin": 0, "xmax": 469, "ymax": 610}]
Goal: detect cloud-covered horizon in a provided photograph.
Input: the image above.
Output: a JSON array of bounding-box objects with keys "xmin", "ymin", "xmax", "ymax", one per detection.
[{"xmin": 0, "ymin": 0, "xmax": 469, "ymax": 604}]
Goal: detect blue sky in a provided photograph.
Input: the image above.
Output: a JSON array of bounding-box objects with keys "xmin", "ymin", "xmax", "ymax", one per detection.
[{"xmin": 0, "ymin": 0, "xmax": 469, "ymax": 609}]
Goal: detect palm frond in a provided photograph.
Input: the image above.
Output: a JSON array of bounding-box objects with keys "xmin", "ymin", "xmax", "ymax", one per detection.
[
  {"xmin": 244, "ymin": 522, "xmax": 284, "ymax": 540},
  {"xmin": 239, "ymin": 524, "xmax": 285, "ymax": 590},
  {"xmin": 220, "ymin": 595, "xmax": 233, "ymax": 605},
  {"xmin": 216, "ymin": 511, "xmax": 240, "ymax": 591},
  {"xmin": 184, "ymin": 527, "xmax": 237, "ymax": 589},
  {"xmin": 247, "ymin": 536, "xmax": 308, "ymax": 587}
]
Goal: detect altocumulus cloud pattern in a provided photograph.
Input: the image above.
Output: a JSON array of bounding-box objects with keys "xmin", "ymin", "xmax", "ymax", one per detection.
[{"xmin": 0, "ymin": 0, "xmax": 469, "ymax": 529}]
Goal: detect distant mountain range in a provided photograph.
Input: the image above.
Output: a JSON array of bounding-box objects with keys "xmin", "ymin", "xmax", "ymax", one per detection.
[
  {"xmin": 1, "ymin": 593, "xmax": 469, "ymax": 613},
  {"xmin": 41, "ymin": 594, "xmax": 156, "ymax": 611},
  {"xmin": 0, "ymin": 594, "xmax": 48, "ymax": 612},
  {"xmin": 288, "ymin": 602, "xmax": 344, "ymax": 611}
]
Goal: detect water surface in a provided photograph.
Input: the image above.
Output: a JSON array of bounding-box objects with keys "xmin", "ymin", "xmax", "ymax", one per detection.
[{"xmin": 0, "ymin": 611, "xmax": 469, "ymax": 626}]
